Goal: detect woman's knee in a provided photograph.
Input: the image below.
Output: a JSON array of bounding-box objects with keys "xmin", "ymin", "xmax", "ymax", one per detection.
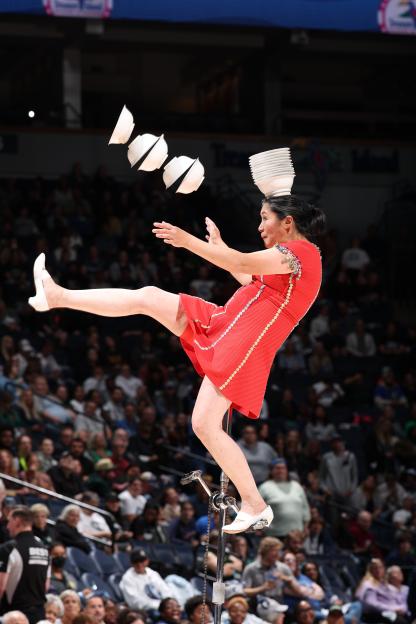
[
  {"xmin": 192, "ymin": 411, "xmax": 209, "ymax": 440},
  {"xmin": 136, "ymin": 285, "xmax": 160, "ymax": 312}
]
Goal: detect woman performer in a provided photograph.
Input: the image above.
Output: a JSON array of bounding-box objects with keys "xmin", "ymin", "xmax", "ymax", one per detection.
[{"xmin": 28, "ymin": 195, "xmax": 324, "ymax": 534}]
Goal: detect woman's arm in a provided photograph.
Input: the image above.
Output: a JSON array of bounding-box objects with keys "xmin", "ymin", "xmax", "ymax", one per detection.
[
  {"xmin": 152, "ymin": 221, "xmax": 296, "ymax": 276},
  {"xmin": 205, "ymin": 217, "xmax": 252, "ymax": 286}
]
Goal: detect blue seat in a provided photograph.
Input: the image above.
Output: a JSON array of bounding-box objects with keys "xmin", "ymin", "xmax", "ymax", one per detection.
[
  {"xmin": 68, "ymin": 547, "xmax": 101, "ymax": 576},
  {"xmin": 47, "ymin": 499, "xmax": 67, "ymax": 519},
  {"xmin": 91, "ymin": 548, "xmax": 123, "ymax": 578},
  {"xmin": 64, "ymin": 557, "xmax": 80, "ymax": 579},
  {"xmin": 114, "ymin": 550, "xmax": 131, "ymax": 572},
  {"xmin": 81, "ymin": 573, "xmax": 117, "ymax": 601},
  {"xmin": 173, "ymin": 543, "xmax": 195, "ymax": 579},
  {"xmin": 151, "ymin": 543, "xmax": 177, "ymax": 576},
  {"xmin": 191, "ymin": 576, "xmax": 212, "ymax": 600},
  {"xmin": 108, "ymin": 573, "xmax": 124, "ymax": 602}
]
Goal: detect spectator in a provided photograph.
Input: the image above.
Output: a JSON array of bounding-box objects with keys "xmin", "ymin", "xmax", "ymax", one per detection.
[
  {"xmin": 242, "ymin": 536, "xmax": 300, "ymax": 603},
  {"xmin": 347, "ymin": 511, "xmax": 381, "ymax": 559},
  {"xmin": 346, "ymin": 320, "xmax": 376, "ymax": 358},
  {"xmin": 167, "ymin": 501, "xmax": 198, "ymax": 546},
  {"xmin": 184, "ymin": 595, "xmax": 212, "ymax": 624},
  {"xmin": 87, "ymin": 458, "xmax": 117, "ymax": 498},
  {"xmin": 293, "ymin": 601, "xmax": 317, "ymax": 624},
  {"xmin": 119, "ymin": 548, "xmax": 173, "ymax": 613},
  {"xmin": 76, "ymin": 491, "xmax": 112, "ymax": 540},
  {"xmin": 2, "ymin": 612, "xmax": 29, "ymax": 624},
  {"xmin": 281, "ymin": 551, "xmax": 324, "ymax": 610},
  {"xmin": 303, "ymin": 517, "xmax": 335, "ymax": 555},
  {"xmin": 259, "ymin": 460, "xmax": 311, "ymax": 538},
  {"xmin": 374, "ymin": 368, "xmax": 408, "ymax": 410},
  {"xmin": 277, "ymin": 339, "xmax": 306, "ymax": 374},
  {"xmin": 48, "ymin": 453, "xmax": 84, "ymax": 499},
  {"xmin": 319, "ymin": 435, "xmax": 358, "ymax": 507},
  {"xmin": 160, "ymin": 487, "xmax": 181, "ymax": 524},
  {"xmin": 156, "ymin": 598, "xmax": 182, "ymax": 624},
  {"xmin": 304, "ymin": 407, "xmax": 336, "ymax": 442},
  {"xmin": 119, "ymin": 477, "xmax": 147, "ymax": 524},
  {"xmin": 69, "ymin": 438, "xmax": 94, "ymax": 476},
  {"xmin": 237, "ymin": 425, "xmax": 278, "ymax": 485},
  {"xmin": 0, "ymin": 506, "xmax": 49, "ymax": 624},
  {"xmin": 49, "ymin": 543, "xmax": 77, "ymax": 594},
  {"xmin": 309, "ymin": 305, "xmax": 330, "ymax": 344},
  {"xmin": 356, "ymin": 559, "xmax": 409, "ymax": 624},
  {"xmin": 30, "ymin": 504, "xmax": 53, "ymax": 547},
  {"xmin": 84, "ymin": 596, "xmax": 106, "ymax": 624},
  {"xmin": 115, "ymin": 365, "xmax": 143, "ymax": 401},
  {"xmin": 350, "ymin": 475, "xmax": 379, "ymax": 514},
  {"xmin": 130, "ymin": 502, "xmax": 167, "ymax": 543},
  {"xmin": 44, "ymin": 594, "xmax": 64, "ymax": 624},
  {"xmin": 53, "ymin": 505, "xmax": 91, "ymax": 554},
  {"xmin": 308, "ymin": 342, "xmax": 333, "ymax": 378},
  {"xmin": 342, "ymin": 237, "xmax": 370, "ymax": 272},
  {"xmin": 59, "ymin": 590, "xmax": 81, "ymax": 624},
  {"xmin": 36, "ymin": 439, "xmax": 57, "ymax": 473}
]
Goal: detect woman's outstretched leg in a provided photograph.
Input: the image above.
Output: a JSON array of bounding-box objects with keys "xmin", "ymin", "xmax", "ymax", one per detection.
[
  {"xmin": 192, "ymin": 376, "xmax": 267, "ymax": 518},
  {"xmin": 32, "ymin": 259, "xmax": 187, "ymax": 336}
]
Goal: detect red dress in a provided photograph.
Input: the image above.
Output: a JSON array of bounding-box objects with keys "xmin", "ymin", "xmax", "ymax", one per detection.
[{"xmin": 179, "ymin": 240, "xmax": 322, "ymax": 419}]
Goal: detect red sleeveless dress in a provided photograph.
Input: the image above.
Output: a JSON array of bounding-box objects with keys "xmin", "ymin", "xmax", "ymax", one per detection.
[{"xmin": 179, "ymin": 240, "xmax": 322, "ymax": 419}]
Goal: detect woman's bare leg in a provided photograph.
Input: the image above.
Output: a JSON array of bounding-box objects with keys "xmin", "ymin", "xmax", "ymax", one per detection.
[
  {"xmin": 192, "ymin": 376, "xmax": 266, "ymax": 514},
  {"xmin": 42, "ymin": 275, "xmax": 187, "ymax": 336}
]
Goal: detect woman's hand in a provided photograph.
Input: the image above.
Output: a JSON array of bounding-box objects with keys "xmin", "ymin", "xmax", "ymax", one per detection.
[
  {"xmin": 205, "ymin": 216, "xmax": 226, "ymax": 247},
  {"xmin": 152, "ymin": 221, "xmax": 190, "ymax": 248}
]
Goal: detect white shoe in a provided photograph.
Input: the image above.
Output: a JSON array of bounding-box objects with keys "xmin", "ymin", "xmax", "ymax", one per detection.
[
  {"xmin": 223, "ymin": 505, "xmax": 273, "ymax": 534},
  {"xmin": 28, "ymin": 253, "xmax": 50, "ymax": 312}
]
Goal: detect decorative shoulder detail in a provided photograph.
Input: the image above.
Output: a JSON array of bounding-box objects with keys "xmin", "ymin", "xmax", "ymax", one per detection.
[{"xmin": 275, "ymin": 244, "xmax": 302, "ymax": 279}]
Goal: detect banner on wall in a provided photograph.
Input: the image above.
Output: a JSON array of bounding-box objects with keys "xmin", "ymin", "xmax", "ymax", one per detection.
[
  {"xmin": 43, "ymin": 0, "xmax": 112, "ymax": 18},
  {"xmin": 0, "ymin": 0, "xmax": 415, "ymax": 35}
]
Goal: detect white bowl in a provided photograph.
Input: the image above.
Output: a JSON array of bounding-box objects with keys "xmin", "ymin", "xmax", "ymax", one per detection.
[
  {"xmin": 255, "ymin": 175, "xmax": 295, "ymax": 197},
  {"xmin": 177, "ymin": 159, "xmax": 205, "ymax": 194},
  {"xmin": 253, "ymin": 169, "xmax": 295, "ymax": 181},
  {"xmin": 250, "ymin": 148, "xmax": 291, "ymax": 160},
  {"xmin": 108, "ymin": 105, "xmax": 135, "ymax": 145},
  {"xmin": 127, "ymin": 133, "xmax": 168, "ymax": 171},
  {"xmin": 163, "ymin": 156, "xmax": 204, "ymax": 194}
]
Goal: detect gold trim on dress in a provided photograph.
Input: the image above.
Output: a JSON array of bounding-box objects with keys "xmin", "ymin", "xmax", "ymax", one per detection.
[{"xmin": 219, "ymin": 274, "xmax": 295, "ymax": 390}]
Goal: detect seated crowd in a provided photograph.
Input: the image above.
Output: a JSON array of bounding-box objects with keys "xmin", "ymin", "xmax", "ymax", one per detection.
[{"xmin": 0, "ymin": 169, "xmax": 415, "ymax": 624}]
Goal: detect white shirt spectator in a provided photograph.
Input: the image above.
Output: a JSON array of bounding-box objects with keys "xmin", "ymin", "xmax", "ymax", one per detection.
[
  {"xmin": 120, "ymin": 566, "xmax": 172, "ymax": 611},
  {"xmin": 119, "ymin": 489, "xmax": 147, "ymax": 518},
  {"xmin": 115, "ymin": 366, "xmax": 143, "ymax": 400},
  {"xmin": 78, "ymin": 510, "xmax": 111, "ymax": 537}
]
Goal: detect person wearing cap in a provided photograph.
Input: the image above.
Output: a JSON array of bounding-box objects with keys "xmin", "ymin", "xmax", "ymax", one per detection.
[
  {"xmin": 119, "ymin": 548, "xmax": 172, "ymax": 613},
  {"xmin": 29, "ymin": 169, "xmax": 325, "ymax": 534},
  {"xmin": 86, "ymin": 458, "xmax": 117, "ymax": 498},
  {"xmin": 259, "ymin": 459, "xmax": 311, "ymax": 538}
]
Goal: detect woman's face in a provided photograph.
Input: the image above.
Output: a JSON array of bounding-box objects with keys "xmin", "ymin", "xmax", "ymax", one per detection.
[
  {"xmin": 34, "ymin": 510, "xmax": 49, "ymax": 529},
  {"xmin": 65, "ymin": 510, "xmax": 80, "ymax": 527},
  {"xmin": 191, "ymin": 604, "xmax": 212, "ymax": 624},
  {"xmin": 228, "ymin": 602, "xmax": 248, "ymax": 624},
  {"xmin": 62, "ymin": 595, "xmax": 81, "ymax": 618},
  {"xmin": 45, "ymin": 603, "xmax": 60, "ymax": 623},
  {"xmin": 258, "ymin": 204, "xmax": 288, "ymax": 247},
  {"xmin": 161, "ymin": 599, "xmax": 181, "ymax": 623},
  {"xmin": 303, "ymin": 563, "xmax": 319, "ymax": 581}
]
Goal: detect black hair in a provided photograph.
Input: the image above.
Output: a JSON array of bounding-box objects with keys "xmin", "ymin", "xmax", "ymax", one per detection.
[
  {"xmin": 263, "ymin": 195, "xmax": 326, "ymax": 239},
  {"xmin": 184, "ymin": 596, "xmax": 211, "ymax": 619}
]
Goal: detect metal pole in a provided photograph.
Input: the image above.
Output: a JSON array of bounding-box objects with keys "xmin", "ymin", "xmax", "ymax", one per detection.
[{"xmin": 212, "ymin": 407, "xmax": 233, "ymax": 624}]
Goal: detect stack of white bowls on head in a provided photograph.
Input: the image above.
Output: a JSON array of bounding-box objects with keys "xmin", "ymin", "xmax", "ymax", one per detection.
[{"xmin": 249, "ymin": 147, "xmax": 295, "ymax": 197}]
